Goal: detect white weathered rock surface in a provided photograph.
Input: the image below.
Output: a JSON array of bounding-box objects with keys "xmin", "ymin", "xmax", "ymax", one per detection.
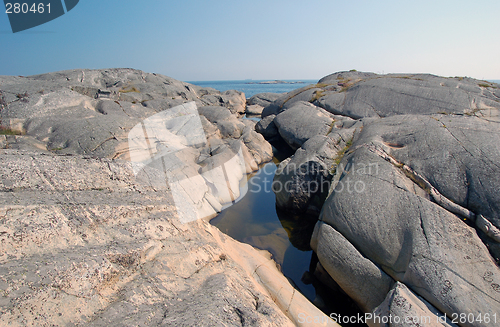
[
  {"xmin": 0, "ymin": 149, "xmax": 331, "ymax": 326},
  {"xmin": 0, "ymin": 69, "xmax": 333, "ymax": 327}
]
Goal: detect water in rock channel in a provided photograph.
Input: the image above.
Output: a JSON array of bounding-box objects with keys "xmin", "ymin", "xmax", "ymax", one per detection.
[
  {"xmin": 209, "ymin": 143, "xmax": 365, "ymax": 326},
  {"xmin": 192, "ymin": 80, "xmax": 366, "ymax": 325}
]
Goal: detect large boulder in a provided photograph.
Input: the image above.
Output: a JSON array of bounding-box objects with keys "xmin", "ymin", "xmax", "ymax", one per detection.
[
  {"xmin": 1, "ymin": 69, "xmax": 274, "ymax": 221},
  {"xmin": 315, "ymin": 72, "xmax": 500, "ymax": 119},
  {"xmin": 247, "ymin": 92, "xmax": 281, "ymax": 108},
  {"xmin": 274, "ymin": 135, "xmax": 339, "ymax": 215},
  {"xmin": 311, "ymin": 221, "xmax": 395, "ymax": 313},
  {"xmin": 0, "ymin": 69, "xmax": 248, "ymax": 159},
  {"xmin": 250, "ymin": 70, "xmax": 500, "ymax": 326},
  {"xmin": 272, "ymin": 112, "xmax": 362, "ymax": 214},
  {"xmin": 259, "ymin": 71, "xmax": 499, "ymax": 126},
  {"xmin": 261, "ymin": 85, "xmax": 322, "ymax": 118},
  {"xmin": 314, "ymin": 114, "xmax": 500, "ymax": 326},
  {"xmin": 246, "ymin": 104, "xmax": 264, "ymax": 116},
  {"xmin": 274, "ymin": 101, "xmax": 334, "ymax": 150},
  {"xmin": 201, "ymin": 89, "xmax": 247, "ymax": 115},
  {"xmin": 255, "ymin": 114, "xmax": 279, "ymax": 139}
]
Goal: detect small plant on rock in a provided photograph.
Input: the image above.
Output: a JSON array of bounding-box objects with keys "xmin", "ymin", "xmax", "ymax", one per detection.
[
  {"xmin": 119, "ymin": 85, "xmax": 140, "ymax": 93},
  {"xmin": 0, "ymin": 126, "xmax": 23, "ymax": 135}
]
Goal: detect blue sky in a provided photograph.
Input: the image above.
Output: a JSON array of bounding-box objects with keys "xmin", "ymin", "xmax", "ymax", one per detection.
[{"xmin": 1, "ymin": 0, "xmax": 499, "ymax": 81}]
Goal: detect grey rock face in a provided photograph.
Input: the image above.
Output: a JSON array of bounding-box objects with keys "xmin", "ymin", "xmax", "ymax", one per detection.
[
  {"xmin": 247, "ymin": 92, "xmax": 281, "ymax": 108},
  {"xmin": 368, "ymin": 282, "xmax": 457, "ymax": 327},
  {"xmin": 246, "ymin": 104, "xmax": 264, "ymax": 115},
  {"xmin": 274, "ymin": 135, "xmax": 337, "ymax": 214},
  {"xmin": 315, "ymin": 73, "xmax": 500, "ymax": 119},
  {"xmin": 311, "ymin": 221, "xmax": 394, "ymax": 313},
  {"xmin": 0, "ymin": 69, "xmax": 250, "ymax": 159},
  {"xmin": 378, "ymin": 115, "xmax": 500, "ymax": 229},
  {"xmin": 272, "ymin": 118, "xmax": 362, "ymax": 215},
  {"xmin": 260, "ymin": 71, "xmax": 500, "ymax": 121},
  {"xmin": 201, "ymin": 90, "xmax": 246, "ymax": 115},
  {"xmin": 254, "ymin": 71, "xmax": 500, "ymax": 326},
  {"xmin": 315, "ymin": 114, "xmax": 500, "ymax": 326},
  {"xmin": 255, "ymin": 114, "xmax": 279, "ymax": 139},
  {"xmin": 261, "ymin": 85, "xmax": 321, "ymax": 118},
  {"xmin": 274, "ymin": 101, "xmax": 334, "ymax": 150}
]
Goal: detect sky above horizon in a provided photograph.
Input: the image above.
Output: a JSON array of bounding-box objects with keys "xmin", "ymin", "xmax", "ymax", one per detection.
[{"xmin": 1, "ymin": 0, "xmax": 499, "ymax": 81}]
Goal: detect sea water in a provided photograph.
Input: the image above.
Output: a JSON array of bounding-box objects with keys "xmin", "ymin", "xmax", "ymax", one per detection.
[{"xmin": 189, "ymin": 79, "xmax": 317, "ymax": 98}]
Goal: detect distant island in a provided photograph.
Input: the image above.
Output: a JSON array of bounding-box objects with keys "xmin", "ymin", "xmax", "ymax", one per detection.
[{"xmin": 245, "ymin": 80, "xmax": 305, "ymax": 85}]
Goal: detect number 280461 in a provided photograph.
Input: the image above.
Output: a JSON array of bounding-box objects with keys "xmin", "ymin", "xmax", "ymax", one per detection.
[{"xmin": 5, "ymin": 3, "xmax": 51, "ymax": 14}]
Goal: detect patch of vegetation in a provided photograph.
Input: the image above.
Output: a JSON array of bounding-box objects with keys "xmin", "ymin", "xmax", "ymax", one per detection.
[
  {"xmin": 478, "ymin": 83, "xmax": 491, "ymax": 88},
  {"xmin": 464, "ymin": 108, "xmax": 483, "ymax": 116},
  {"xmin": 329, "ymin": 136, "xmax": 354, "ymax": 174},
  {"xmin": 349, "ymin": 69, "xmax": 357, "ymax": 72},
  {"xmin": 325, "ymin": 120, "xmax": 336, "ymax": 136},
  {"xmin": 0, "ymin": 127, "xmax": 23, "ymax": 136},
  {"xmin": 315, "ymin": 83, "xmax": 329, "ymax": 88},
  {"xmin": 310, "ymin": 90, "xmax": 326, "ymax": 102},
  {"xmin": 338, "ymin": 80, "xmax": 354, "ymax": 92},
  {"xmin": 119, "ymin": 86, "xmax": 140, "ymax": 93}
]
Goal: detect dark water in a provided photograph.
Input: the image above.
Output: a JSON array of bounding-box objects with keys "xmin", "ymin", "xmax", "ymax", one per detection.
[
  {"xmin": 188, "ymin": 79, "xmax": 317, "ymax": 98},
  {"xmin": 210, "ymin": 161, "xmax": 317, "ymax": 299}
]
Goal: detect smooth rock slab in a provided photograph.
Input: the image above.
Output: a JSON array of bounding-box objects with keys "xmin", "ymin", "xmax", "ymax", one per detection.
[
  {"xmin": 315, "ymin": 72, "xmax": 500, "ymax": 119},
  {"xmin": 0, "ymin": 150, "xmax": 331, "ymax": 327},
  {"xmin": 318, "ymin": 116, "xmax": 500, "ymax": 326}
]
